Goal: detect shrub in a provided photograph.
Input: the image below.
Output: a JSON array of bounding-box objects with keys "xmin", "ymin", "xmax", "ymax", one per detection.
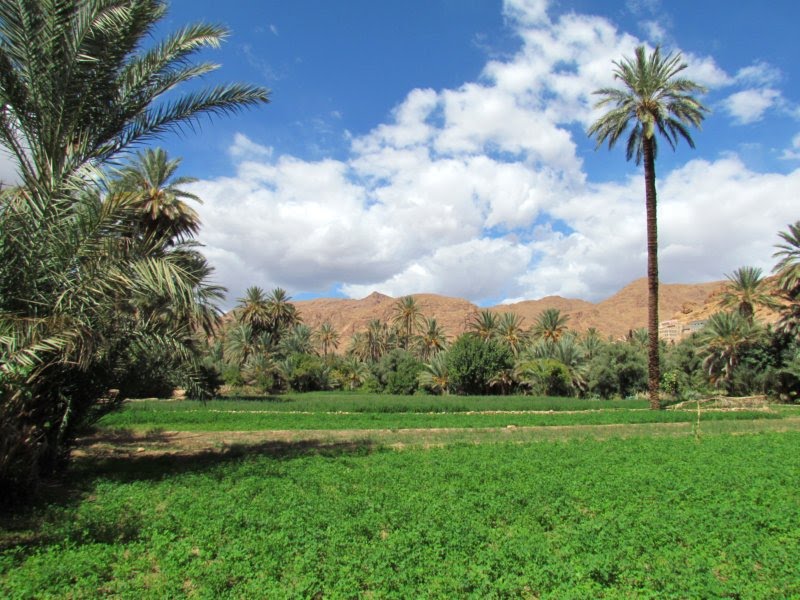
[{"xmin": 446, "ymin": 335, "xmax": 513, "ymax": 395}]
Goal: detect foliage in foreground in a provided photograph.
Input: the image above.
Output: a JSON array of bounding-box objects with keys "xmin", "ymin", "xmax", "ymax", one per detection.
[
  {"xmin": 2, "ymin": 433, "xmax": 798, "ymax": 597},
  {"xmin": 0, "ymin": 0, "xmax": 268, "ymax": 504}
]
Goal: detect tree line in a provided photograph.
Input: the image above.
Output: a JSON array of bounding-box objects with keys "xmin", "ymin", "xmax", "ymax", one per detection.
[{"xmin": 207, "ymin": 260, "xmax": 800, "ymax": 402}]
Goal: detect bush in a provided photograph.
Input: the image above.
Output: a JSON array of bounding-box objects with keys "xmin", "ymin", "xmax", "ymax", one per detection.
[
  {"xmin": 445, "ymin": 335, "xmax": 513, "ymax": 395},
  {"xmin": 284, "ymin": 354, "xmax": 330, "ymax": 392},
  {"xmin": 374, "ymin": 350, "xmax": 424, "ymax": 395},
  {"xmin": 588, "ymin": 343, "xmax": 647, "ymax": 399},
  {"xmin": 519, "ymin": 358, "xmax": 573, "ymax": 397}
]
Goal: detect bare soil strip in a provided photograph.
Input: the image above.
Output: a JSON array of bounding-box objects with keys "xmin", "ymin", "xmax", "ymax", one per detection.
[{"xmin": 75, "ymin": 417, "xmax": 800, "ymax": 460}]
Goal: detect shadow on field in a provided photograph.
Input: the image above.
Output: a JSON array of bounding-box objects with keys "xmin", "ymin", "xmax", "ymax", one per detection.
[
  {"xmin": 0, "ymin": 438, "xmax": 376, "ymax": 556},
  {"xmin": 73, "ymin": 438, "xmax": 378, "ymax": 482}
]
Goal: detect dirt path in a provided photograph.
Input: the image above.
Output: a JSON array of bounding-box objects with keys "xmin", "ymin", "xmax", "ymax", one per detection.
[{"xmin": 74, "ymin": 417, "xmax": 800, "ymax": 460}]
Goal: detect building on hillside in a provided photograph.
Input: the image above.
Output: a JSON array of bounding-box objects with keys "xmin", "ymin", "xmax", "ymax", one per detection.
[{"xmin": 658, "ymin": 319, "xmax": 681, "ymax": 343}]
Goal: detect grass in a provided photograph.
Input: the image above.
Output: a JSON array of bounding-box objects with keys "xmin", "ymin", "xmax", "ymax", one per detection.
[
  {"xmin": 3, "ymin": 434, "xmax": 799, "ymax": 597},
  {"xmin": 4, "ymin": 393, "xmax": 800, "ymax": 598},
  {"xmin": 97, "ymin": 395, "xmax": 786, "ymax": 432}
]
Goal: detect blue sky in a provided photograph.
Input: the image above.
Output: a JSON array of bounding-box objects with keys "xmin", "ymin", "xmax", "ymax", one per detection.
[{"xmin": 153, "ymin": 0, "xmax": 800, "ymax": 307}]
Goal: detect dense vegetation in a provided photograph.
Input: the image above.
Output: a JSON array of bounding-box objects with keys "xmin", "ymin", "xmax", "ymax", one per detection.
[
  {"xmin": 3, "ymin": 431, "xmax": 799, "ymax": 597},
  {"xmin": 0, "ymin": 0, "xmax": 268, "ymax": 503}
]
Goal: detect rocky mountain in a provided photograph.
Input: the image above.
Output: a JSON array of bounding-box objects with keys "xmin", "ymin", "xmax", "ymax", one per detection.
[{"xmin": 293, "ymin": 277, "xmax": 770, "ymax": 346}]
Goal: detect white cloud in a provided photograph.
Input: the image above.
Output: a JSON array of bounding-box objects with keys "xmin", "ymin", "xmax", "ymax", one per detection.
[
  {"xmin": 228, "ymin": 133, "xmax": 273, "ymax": 159},
  {"xmin": 641, "ymin": 20, "xmax": 667, "ymax": 43},
  {"xmin": 735, "ymin": 61, "xmax": 781, "ymax": 86},
  {"xmin": 189, "ymin": 0, "xmax": 796, "ymax": 309},
  {"xmin": 780, "ymin": 133, "xmax": 800, "ymax": 160},
  {"xmin": 723, "ymin": 88, "xmax": 781, "ymax": 124}
]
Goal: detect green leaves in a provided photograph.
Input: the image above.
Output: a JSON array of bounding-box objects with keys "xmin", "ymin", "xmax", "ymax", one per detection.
[{"xmin": 587, "ymin": 45, "xmax": 708, "ymax": 165}]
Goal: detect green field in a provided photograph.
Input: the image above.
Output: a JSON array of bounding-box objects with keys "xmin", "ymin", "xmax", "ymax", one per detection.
[
  {"xmin": 3, "ymin": 395, "xmax": 800, "ymax": 598},
  {"xmin": 97, "ymin": 396, "xmax": 785, "ymax": 432}
]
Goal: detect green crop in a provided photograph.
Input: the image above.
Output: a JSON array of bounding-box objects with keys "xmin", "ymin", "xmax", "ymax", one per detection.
[
  {"xmin": 2, "ymin": 433, "xmax": 799, "ymax": 598},
  {"xmin": 98, "ymin": 399, "xmax": 781, "ymax": 431}
]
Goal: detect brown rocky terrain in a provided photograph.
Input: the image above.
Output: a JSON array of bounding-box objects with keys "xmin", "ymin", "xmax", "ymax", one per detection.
[{"xmin": 293, "ymin": 277, "xmax": 782, "ymax": 347}]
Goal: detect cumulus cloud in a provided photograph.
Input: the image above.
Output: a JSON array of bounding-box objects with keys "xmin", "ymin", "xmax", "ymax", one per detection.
[
  {"xmin": 723, "ymin": 88, "xmax": 781, "ymax": 124},
  {"xmin": 191, "ymin": 0, "xmax": 795, "ymax": 309}
]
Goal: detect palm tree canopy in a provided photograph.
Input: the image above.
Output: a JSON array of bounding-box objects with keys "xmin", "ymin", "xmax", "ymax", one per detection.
[
  {"xmin": 0, "ymin": 0, "xmax": 270, "ymax": 197},
  {"xmin": 112, "ymin": 148, "xmax": 201, "ymax": 241},
  {"xmin": 774, "ymin": 222, "xmax": 800, "ymax": 293},
  {"xmin": 721, "ymin": 266, "xmax": 780, "ymax": 320},
  {"xmin": 531, "ymin": 308, "xmax": 569, "ymax": 343},
  {"xmin": 587, "ymin": 45, "xmax": 708, "ymax": 165}
]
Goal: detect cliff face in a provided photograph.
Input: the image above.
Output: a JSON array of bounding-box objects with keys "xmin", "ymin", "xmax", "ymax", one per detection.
[{"xmin": 291, "ymin": 278, "xmax": 760, "ymax": 348}]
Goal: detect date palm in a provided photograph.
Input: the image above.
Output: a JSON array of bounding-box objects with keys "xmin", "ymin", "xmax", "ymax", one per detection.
[
  {"xmin": 698, "ymin": 311, "xmax": 762, "ymax": 392},
  {"xmin": 0, "ymin": 0, "xmax": 269, "ymax": 201},
  {"xmin": 773, "ymin": 222, "xmax": 800, "ymax": 336},
  {"xmin": 266, "ymin": 287, "xmax": 301, "ymax": 337},
  {"xmin": 588, "ymin": 45, "xmax": 707, "ymax": 409},
  {"xmin": 418, "ymin": 354, "xmax": 450, "ymax": 395},
  {"xmin": 113, "ymin": 148, "xmax": 201, "ymax": 242},
  {"xmin": 415, "ymin": 317, "xmax": 448, "ymax": 361},
  {"xmin": 721, "ymin": 266, "xmax": 779, "ymax": 323},
  {"xmin": 468, "ymin": 310, "xmax": 499, "ymax": 341},
  {"xmin": 0, "ymin": 0, "xmax": 269, "ymax": 500},
  {"xmin": 236, "ymin": 286, "xmax": 271, "ymax": 334},
  {"xmin": 496, "ymin": 312, "xmax": 528, "ymax": 356},
  {"xmin": 531, "ymin": 308, "xmax": 569, "ymax": 344},
  {"xmin": 314, "ymin": 322, "xmax": 340, "ymax": 358},
  {"xmin": 391, "ymin": 296, "xmax": 425, "ymax": 350}
]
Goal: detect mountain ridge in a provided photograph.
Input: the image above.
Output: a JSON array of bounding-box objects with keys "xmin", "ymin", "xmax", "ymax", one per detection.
[{"xmin": 294, "ymin": 277, "xmax": 745, "ymax": 343}]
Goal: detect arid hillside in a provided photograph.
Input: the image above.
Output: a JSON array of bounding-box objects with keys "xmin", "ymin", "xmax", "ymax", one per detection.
[{"xmin": 293, "ymin": 277, "xmax": 769, "ymax": 345}]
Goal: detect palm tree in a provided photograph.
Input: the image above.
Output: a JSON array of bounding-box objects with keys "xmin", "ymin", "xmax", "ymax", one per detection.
[
  {"xmin": 279, "ymin": 324, "xmax": 315, "ymax": 356},
  {"xmin": 112, "ymin": 148, "xmax": 202, "ymax": 242},
  {"xmin": 588, "ymin": 45, "xmax": 708, "ymax": 410},
  {"xmin": 266, "ymin": 287, "xmax": 301, "ymax": 340},
  {"xmin": 392, "ymin": 296, "xmax": 425, "ymax": 350},
  {"xmin": 531, "ymin": 308, "xmax": 570, "ymax": 344},
  {"xmin": 698, "ymin": 312, "xmax": 762, "ymax": 392},
  {"xmin": 467, "ymin": 310, "xmax": 499, "ymax": 341},
  {"xmin": 0, "ymin": 0, "xmax": 269, "ymax": 201},
  {"xmin": 364, "ymin": 319, "xmax": 392, "ymax": 363},
  {"xmin": 415, "ymin": 317, "xmax": 448, "ymax": 360},
  {"xmin": 0, "ymin": 0, "xmax": 268, "ymax": 500},
  {"xmin": 496, "ymin": 312, "xmax": 528, "ymax": 356},
  {"xmin": 773, "ymin": 222, "xmax": 800, "ymax": 336},
  {"xmin": 418, "ymin": 354, "xmax": 450, "ymax": 395},
  {"xmin": 721, "ymin": 266, "xmax": 780, "ymax": 322},
  {"xmin": 774, "ymin": 222, "xmax": 800, "ymax": 293},
  {"xmin": 336, "ymin": 357, "xmax": 371, "ymax": 391},
  {"xmin": 581, "ymin": 327, "xmax": 605, "ymax": 360},
  {"xmin": 236, "ymin": 287, "xmax": 271, "ymax": 334},
  {"xmin": 314, "ymin": 322, "xmax": 340, "ymax": 358}
]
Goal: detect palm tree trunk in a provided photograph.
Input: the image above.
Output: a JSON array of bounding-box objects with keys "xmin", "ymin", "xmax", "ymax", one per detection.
[{"xmin": 643, "ymin": 137, "xmax": 661, "ymax": 409}]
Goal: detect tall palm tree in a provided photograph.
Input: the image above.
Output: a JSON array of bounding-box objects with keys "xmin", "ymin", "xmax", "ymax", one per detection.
[
  {"xmin": 721, "ymin": 266, "xmax": 780, "ymax": 322},
  {"xmin": 392, "ymin": 296, "xmax": 425, "ymax": 350},
  {"xmin": 467, "ymin": 310, "xmax": 499, "ymax": 341},
  {"xmin": 112, "ymin": 148, "xmax": 201, "ymax": 242},
  {"xmin": 588, "ymin": 45, "xmax": 707, "ymax": 410},
  {"xmin": 531, "ymin": 308, "xmax": 570, "ymax": 344}
]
